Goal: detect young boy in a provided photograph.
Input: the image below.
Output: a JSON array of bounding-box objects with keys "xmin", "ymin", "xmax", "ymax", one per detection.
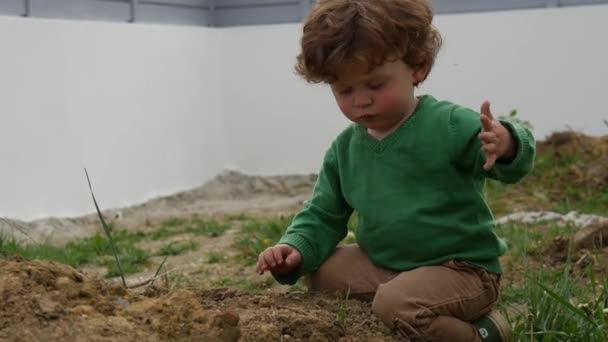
[{"xmin": 256, "ymin": 0, "xmax": 535, "ymax": 341}]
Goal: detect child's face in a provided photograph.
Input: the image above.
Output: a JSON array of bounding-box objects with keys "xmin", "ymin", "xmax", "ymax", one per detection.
[{"xmin": 330, "ymin": 59, "xmax": 426, "ymax": 134}]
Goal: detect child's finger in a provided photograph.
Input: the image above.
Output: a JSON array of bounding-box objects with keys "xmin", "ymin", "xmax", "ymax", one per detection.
[
  {"xmin": 480, "ymin": 101, "xmax": 494, "ymax": 120},
  {"xmin": 480, "ymin": 113, "xmax": 493, "ymax": 132},
  {"xmin": 478, "ymin": 131, "xmax": 497, "ymax": 144},
  {"xmin": 256, "ymin": 257, "xmax": 267, "ymax": 274},
  {"xmin": 483, "ymin": 154, "xmax": 496, "ymax": 171},
  {"xmin": 263, "ymin": 251, "xmax": 276, "ymax": 268},
  {"xmin": 482, "ymin": 143, "xmax": 497, "ymax": 154},
  {"xmin": 272, "ymin": 247, "xmax": 284, "ymax": 265}
]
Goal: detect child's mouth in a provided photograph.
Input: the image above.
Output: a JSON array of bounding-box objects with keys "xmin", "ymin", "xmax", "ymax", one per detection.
[{"xmin": 359, "ymin": 114, "xmax": 375, "ymax": 121}]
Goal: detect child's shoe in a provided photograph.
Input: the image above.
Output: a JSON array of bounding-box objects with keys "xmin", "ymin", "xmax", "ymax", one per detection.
[{"xmin": 473, "ymin": 309, "xmax": 513, "ymax": 342}]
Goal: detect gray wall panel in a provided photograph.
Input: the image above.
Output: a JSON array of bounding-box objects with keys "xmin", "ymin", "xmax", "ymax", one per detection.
[
  {"xmin": 1, "ymin": 0, "xmax": 607, "ymax": 26},
  {"xmin": 137, "ymin": 2, "xmax": 211, "ymax": 25},
  {"xmin": 143, "ymin": 0, "xmax": 209, "ymax": 6},
  {"xmin": 214, "ymin": 3, "xmax": 300, "ymax": 26},
  {"xmin": 216, "ymin": 0, "xmax": 298, "ymax": 9},
  {"xmin": 29, "ymin": 0, "xmax": 130, "ymax": 22},
  {"xmin": 0, "ymin": 1, "xmax": 25, "ymax": 16},
  {"xmin": 433, "ymin": 0, "xmax": 550, "ymax": 14},
  {"xmin": 559, "ymin": 0, "xmax": 608, "ymax": 5}
]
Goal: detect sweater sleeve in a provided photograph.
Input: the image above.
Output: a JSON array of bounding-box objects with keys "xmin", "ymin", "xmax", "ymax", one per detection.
[
  {"xmin": 273, "ymin": 144, "xmax": 353, "ymax": 285},
  {"xmin": 448, "ymin": 105, "xmax": 536, "ymax": 184}
]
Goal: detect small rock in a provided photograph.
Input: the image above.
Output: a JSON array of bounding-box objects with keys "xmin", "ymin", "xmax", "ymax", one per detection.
[
  {"xmin": 54, "ymin": 276, "xmax": 73, "ymax": 291},
  {"xmin": 496, "ymin": 211, "xmax": 607, "ymax": 228},
  {"xmin": 37, "ymin": 297, "xmax": 60, "ymax": 316}
]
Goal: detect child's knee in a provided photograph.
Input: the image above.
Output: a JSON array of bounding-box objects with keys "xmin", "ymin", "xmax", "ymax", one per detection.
[
  {"xmin": 305, "ymin": 261, "xmax": 341, "ymax": 294},
  {"xmin": 305, "ymin": 247, "xmax": 358, "ymax": 294},
  {"xmin": 372, "ymin": 282, "xmax": 433, "ymax": 338}
]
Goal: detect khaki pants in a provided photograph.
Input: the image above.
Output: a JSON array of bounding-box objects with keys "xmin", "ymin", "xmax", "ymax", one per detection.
[{"xmin": 306, "ymin": 245, "xmax": 500, "ymax": 342}]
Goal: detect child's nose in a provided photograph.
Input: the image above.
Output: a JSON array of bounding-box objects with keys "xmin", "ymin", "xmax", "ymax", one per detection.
[{"xmin": 352, "ymin": 90, "xmax": 373, "ymax": 107}]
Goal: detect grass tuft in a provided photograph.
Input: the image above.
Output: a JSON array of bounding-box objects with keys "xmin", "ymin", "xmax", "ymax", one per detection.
[{"xmin": 85, "ymin": 168, "xmax": 126, "ymax": 287}]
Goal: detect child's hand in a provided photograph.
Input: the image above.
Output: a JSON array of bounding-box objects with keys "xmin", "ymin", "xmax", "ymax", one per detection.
[
  {"xmin": 256, "ymin": 244, "xmax": 302, "ymax": 275},
  {"xmin": 478, "ymin": 101, "xmax": 516, "ymax": 170}
]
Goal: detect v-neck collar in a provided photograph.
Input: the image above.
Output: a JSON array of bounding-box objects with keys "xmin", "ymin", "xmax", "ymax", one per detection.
[{"xmin": 356, "ymin": 95, "xmax": 429, "ymax": 154}]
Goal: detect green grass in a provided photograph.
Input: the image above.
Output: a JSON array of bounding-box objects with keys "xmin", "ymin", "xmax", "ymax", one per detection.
[
  {"xmin": 335, "ymin": 287, "xmax": 351, "ymax": 329},
  {"xmin": 207, "ymin": 251, "xmax": 228, "ymax": 264},
  {"xmin": 102, "ymin": 245, "xmax": 150, "ymax": 278},
  {"xmin": 574, "ymin": 192, "xmax": 608, "ymax": 216},
  {"xmin": 0, "ymin": 215, "xmax": 228, "ymax": 279},
  {"xmin": 160, "ymin": 217, "xmax": 187, "ymax": 228},
  {"xmin": 185, "ymin": 218, "xmax": 229, "ymax": 237},
  {"xmin": 0, "ymin": 231, "xmax": 150, "ymax": 279},
  {"xmin": 496, "ymin": 222, "xmax": 607, "ymax": 340},
  {"xmin": 501, "ymin": 265, "xmax": 607, "ymax": 341},
  {"xmin": 148, "ymin": 228, "xmax": 174, "ymax": 240},
  {"xmin": 224, "ymin": 213, "xmax": 253, "ymax": 222},
  {"xmin": 485, "ymin": 136, "xmax": 608, "ymax": 217},
  {"xmin": 151, "ymin": 217, "xmax": 230, "ymax": 240},
  {"xmin": 496, "ymin": 223, "xmax": 575, "ymax": 260},
  {"xmin": 1, "ymin": 235, "xmax": 77, "ymax": 264},
  {"xmin": 157, "ymin": 240, "xmax": 198, "ymax": 256},
  {"xmin": 233, "ymin": 216, "xmax": 293, "ymax": 265}
]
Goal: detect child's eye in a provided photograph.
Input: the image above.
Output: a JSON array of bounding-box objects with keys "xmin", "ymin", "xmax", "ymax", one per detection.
[
  {"xmin": 368, "ymin": 82, "xmax": 385, "ymax": 90},
  {"xmin": 338, "ymin": 87, "xmax": 353, "ymax": 95}
]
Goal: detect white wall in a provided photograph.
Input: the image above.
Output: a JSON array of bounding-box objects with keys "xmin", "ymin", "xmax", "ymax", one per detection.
[
  {"xmin": 2, "ymin": 4, "xmax": 607, "ymax": 220},
  {"xmin": 0, "ymin": 16, "xmax": 224, "ymax": 220},
  {"xmin": 221, "ymin": 24, "xmax": 349, "ymax": 176},
  {"xmin": 422, "ymin": 5, "xmax": 608, "ymax": 137},
  {"xmin": 222, "ymin": 5, "xmax": 608, "ymax": 175}
]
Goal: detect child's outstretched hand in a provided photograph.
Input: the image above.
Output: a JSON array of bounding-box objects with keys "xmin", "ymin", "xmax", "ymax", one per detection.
[
  {"xmin": 256, "ymin": 244, "xmax": 302, "ymax": 275},
  {"xmin": 478, "ymin": 101, "xmax": 515, "ymax": 170}
]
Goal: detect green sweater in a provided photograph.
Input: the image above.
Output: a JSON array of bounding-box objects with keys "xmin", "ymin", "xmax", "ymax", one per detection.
[{"xmin": 276, "ymin": 95, "xmax": 535, "ymax": 285}]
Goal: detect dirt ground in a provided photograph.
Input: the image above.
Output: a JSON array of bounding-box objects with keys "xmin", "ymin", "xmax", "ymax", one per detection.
[
  {"xmin": 0, "ymin": 257, "xmax": 392, "ymax": 342},
  {"xmin": 1, "ymin": 133, "xmax": 607, "ymax": 341}
]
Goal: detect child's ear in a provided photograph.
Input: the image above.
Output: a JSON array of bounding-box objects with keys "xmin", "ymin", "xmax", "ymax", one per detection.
[{"xmin": 413, "ymin": 65, "xmax": 431, "ymax": 85}]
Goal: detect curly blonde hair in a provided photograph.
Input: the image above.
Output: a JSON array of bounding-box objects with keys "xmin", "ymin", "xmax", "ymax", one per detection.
[{"xmin": 295, "ymin": 0, "xmax": 442, "ymax": 84}]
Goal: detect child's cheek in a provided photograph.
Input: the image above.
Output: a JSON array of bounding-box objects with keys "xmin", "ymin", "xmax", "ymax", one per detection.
[
  {"xmin": 336, "ymin": 99, "xmax": 354, "ymax": 118},
  {"xmin": 375, "ymin": 89, "xmax": 405, "ymax": 113}
]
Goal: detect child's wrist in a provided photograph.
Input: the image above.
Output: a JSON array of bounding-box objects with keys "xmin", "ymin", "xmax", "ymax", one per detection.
[{"xmin": 498, "ymin": 125, "xmax": 516, "ymax": 162}]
